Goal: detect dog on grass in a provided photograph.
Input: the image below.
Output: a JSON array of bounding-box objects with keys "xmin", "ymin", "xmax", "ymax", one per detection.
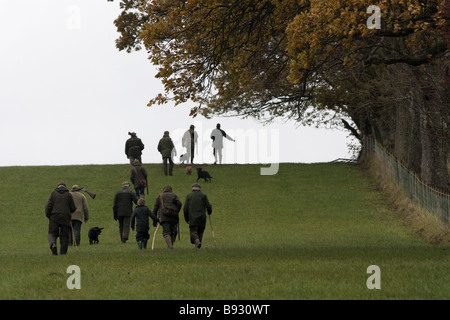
[
  {"xmin": 186, "ymin": 166, "xmax": 192, "ymax": 175},
  {"xmin": 196, "ymin": 168, "xmax": 212, "ymax": 183},
  {"xmin": 88, "ymin": 227, "xmax": 104, "ymax": 245},
  {"xmin": 180, "ymin": 153, "xmax": 188, "ymax": 164}
]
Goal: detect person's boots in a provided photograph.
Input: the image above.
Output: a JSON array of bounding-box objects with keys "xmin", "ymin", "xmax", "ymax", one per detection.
[
  {"xmin": 137, "ymin": 241, "xmax": 143, "ymax": 250},
  {"xmin": 171, "ymin": 234, "xmax": 176, "ymax": 246},
  {"xmin": 164, "ymin": 235, "xmax": 173, "ymax": 249},
  {"xmin": 143, "ymin": 239, "xmax": 148, "ymax": 249},
  {"xmin": 194, "ymin": 238, "xmax": 202, "ymax": 249},
  {"xmin": 50, "ymin": 243, "xmax": 58, "ymax": 256},
  {"xmin": 60, "ymin": 242, "xmax": 69, "ymax": 255}
]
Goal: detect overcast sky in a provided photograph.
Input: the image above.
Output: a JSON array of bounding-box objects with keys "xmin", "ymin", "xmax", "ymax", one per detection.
[{"xmin": 0, "ymin": 0, "xmax": 355, "ymax": 167}]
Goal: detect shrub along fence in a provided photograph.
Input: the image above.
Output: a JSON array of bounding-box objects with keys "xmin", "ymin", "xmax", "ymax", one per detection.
[{"xmin": 364, "ymin": 137, "xmax": 449, "ymax": 226}]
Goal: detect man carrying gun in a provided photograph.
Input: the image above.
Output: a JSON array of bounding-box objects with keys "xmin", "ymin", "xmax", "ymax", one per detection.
[{"xmin": 69, "ymin": 185, "xmax": 91, "ymax": 246}]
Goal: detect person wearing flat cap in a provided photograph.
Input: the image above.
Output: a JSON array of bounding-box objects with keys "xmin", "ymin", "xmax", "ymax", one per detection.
[
  {"xmin": 113, "ymin": 181, "xmax": 138, "ymax": 243},
  {"xmin": 45, "ymin": 182, "xmax": 77, "ymax": 255},
  {"xmin": 183, "ymin": 183, "xmax": 212, "ymax": 249},
  {"xmin": 153, "ymin": 185, "xmax": 182, "ymax": 249}
]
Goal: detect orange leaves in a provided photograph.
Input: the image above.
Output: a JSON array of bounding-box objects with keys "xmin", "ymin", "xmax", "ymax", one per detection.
[
  {"xmin": 284, "ymin": 0, "xmax": 446, "ymax": 84},
  {"xmin": 285, "ymin": 0, "xmax": 369, "ymax": 80},
  {"xmin": 115, "ymin": 0, "xmax": 447, "ymax": 123}
]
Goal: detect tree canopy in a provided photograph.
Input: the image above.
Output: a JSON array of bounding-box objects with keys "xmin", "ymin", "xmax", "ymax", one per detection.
[{"xmin": 114, "ymin": 0, "xmax": 449, "ymax": 189}]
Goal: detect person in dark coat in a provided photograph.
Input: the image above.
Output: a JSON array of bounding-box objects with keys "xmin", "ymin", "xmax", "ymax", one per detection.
[
  {"xmin": 113, "ymin": 181, "xmax": 138, "ymax": 243},
  {"xmin": 183, "ymin": 183, "xmax": 212, "ymax": 249},
  {"xmin": 45, "ymin": 182, "xmax": 77, "ymax": 255},
  {"xmin": 157, "ymin": 131, "xmax": 175, "ymax": 176},
  {"xmin": 130, "ymin": 159, "xmax": 148, "ymax": 199},
  {"xmin": 125, "ymin": 132, "xmax": 145, "ymax": 165},
  {"xmin": 153, "ymin": 185, "xmax": 182, "ymax": 249},
  {"xmin": 131, "ymin": 198, "xmax": 157, "ymax": 250}
]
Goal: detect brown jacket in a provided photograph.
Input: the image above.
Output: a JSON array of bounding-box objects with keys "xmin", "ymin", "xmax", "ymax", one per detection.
[
  {"xmin": 130, "ymin": 164, "xmax": 148, "ymax": 189},
  {"xmin": 153, "ymin": 191, "xmax": 182, "ymax": 223}
]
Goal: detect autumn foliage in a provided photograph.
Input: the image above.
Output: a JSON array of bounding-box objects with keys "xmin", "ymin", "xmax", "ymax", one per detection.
[{"xmin": 115, "ymin": 0, "xmax": 449, "ymax": 190}]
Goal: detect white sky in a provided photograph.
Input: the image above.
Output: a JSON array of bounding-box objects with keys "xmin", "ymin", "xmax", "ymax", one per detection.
[{"xmin": 0, "ymin": 0, "xmax": 355, "ymax": 167}]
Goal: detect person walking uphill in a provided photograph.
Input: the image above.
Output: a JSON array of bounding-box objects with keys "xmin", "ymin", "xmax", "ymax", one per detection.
[
  {"xmin": 183, "ymin": 183, "xmax": 212, "ymax": 249},
  {"xmin": 157, "ymin": 131, "xmax": 176, "ymax": 176},
  {"xmin": 153, "ymin": 185, "xmax": 182, "ymax": 249},
  {"xmin": 130, "ymin": 159, "xmax": 148, "ymax": 199},
  {"xmin": 125, "ymin": 132, "xmax": 145, "ymax": 165},
  {"xmin": 113, "ymin": 181, "xmax": 138, "ymax": 243},
  {"xmin": 182, "ymin": 125, "xmax": 198, "ymax": 164},
  {"xmin": 69, "ymin": 185, "xmax": 90, "ymax": 247},
  {"xmin": 45, "ymin": 182, "xmax": 77, "ymax": 255},
  {"xmin": 211, "ymin": 123, "xmax": 235, "ymax": 164},
  {"xmin": 131, "ymin": 198, "xmax": 157, "ymax": 250}
]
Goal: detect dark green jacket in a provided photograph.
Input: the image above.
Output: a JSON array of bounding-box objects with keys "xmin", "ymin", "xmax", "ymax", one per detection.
[
  {"xmin": 113, "ymin": 187, "xmax": 138, "ymax": 218},
  {"xmin": 125, "ymin": 136, "xmax": 144, "ymax": 159},
  {"xmin": 45, "ymin": 186, "xmax": 77, "ymax": 226},
  {"xmin": 183, "ymin": 190, "xmax": 212, "ymax": 227},
  {"xmin": 157, "ymin": 134, "xmax": 175, "ymax": 158}
]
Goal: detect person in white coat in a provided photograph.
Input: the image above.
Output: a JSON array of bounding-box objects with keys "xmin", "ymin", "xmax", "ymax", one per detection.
[
  {"xmin": 182, "ymin": 125, "xmax": 198, "ymax": 164},
  {"xmin": 210, "ymin": 123, "xmax": 235, "ymax": 164}
]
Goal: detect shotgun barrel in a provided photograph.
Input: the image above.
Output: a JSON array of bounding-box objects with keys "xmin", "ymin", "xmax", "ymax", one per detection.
[{"xmin": 81, "ymin": 188, "xmax": 96, "ymax": 199}]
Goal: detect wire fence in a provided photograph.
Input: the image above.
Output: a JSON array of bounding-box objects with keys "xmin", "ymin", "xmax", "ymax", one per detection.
[{"xmin": 364, "ymin": 137, "xmax": 449, "ymax": 226}]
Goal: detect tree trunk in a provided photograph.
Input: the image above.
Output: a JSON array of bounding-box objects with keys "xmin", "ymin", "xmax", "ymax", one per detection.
[{"xmin": 358, "ymin": 62, "xmax": 449, "ymax": 191}]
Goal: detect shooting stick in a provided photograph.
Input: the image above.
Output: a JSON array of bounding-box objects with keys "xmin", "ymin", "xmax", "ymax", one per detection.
[
  {"xmin": 209, "ymin": 215, "xmax": 217, "ymax": 247},
  {"xmin": 152, "ymin": 222, "xmax": 160, "ymax": 250},
  {"xmin": 70, "ymin": 221, "xmax": 78, "ymax": 252}
]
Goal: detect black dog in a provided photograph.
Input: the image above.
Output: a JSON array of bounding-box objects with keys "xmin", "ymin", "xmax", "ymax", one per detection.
[
  {"xmin": 88, "ymin": 227, "xmax": 104, "ymax": 245},
  {"xmin": 196, "ymin": 168, "xmax": 213, "ymax": 183}
]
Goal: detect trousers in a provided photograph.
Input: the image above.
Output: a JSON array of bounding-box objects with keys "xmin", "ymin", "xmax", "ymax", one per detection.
[
  {"xmin": 70, "ymin": 220, "xmax": 82, "ymax": 246},
  {"xmin": 118, "ymin": 216, "xmax": 131, "ymax": 242},
  {"xmin": 48, "ymin": 220, "xmax": 71, "ymax": 254}
]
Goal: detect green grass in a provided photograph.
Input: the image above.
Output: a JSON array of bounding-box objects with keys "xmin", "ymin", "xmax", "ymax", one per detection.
[{"xmin": 0, "ymin": 163, "xmax": 448, "ymax": 300}]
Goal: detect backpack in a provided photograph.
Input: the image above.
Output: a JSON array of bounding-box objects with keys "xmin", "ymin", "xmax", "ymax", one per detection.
[{"xmin": 159, "ymin": 193, "xmax": 178, "ymax": 217}]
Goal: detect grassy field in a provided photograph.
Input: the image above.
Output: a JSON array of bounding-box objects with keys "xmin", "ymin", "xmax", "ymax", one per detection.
[{"xmin": 0, "ymin": 162, "xmax": 448, "ymax": 300}]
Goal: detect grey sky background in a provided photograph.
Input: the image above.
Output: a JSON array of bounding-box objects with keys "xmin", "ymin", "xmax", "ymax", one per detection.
[{"xmin": 0, "ymin": 0, "xmax": 354, "ymax": 167}]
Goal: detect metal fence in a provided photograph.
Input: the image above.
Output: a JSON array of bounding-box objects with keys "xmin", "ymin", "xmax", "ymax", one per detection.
[{"xmin": 365, "ymin": 137, "xmax": 449, "ymax": 225}]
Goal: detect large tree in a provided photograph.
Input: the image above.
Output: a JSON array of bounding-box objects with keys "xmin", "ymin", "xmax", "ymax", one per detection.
[{"xmin": 114, "ymin": 0, "xmax": 450, "ymax": 190}]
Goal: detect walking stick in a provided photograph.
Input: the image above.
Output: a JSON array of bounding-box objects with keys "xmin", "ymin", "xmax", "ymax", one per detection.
[
  {"xmin": 208, "ymin": 215, "xmax": 217, "ymax": 247},
  {"xmin": 70, "ymin": 221, "xmax": 78, "ymax": 252},
  {"xmin": 152, "ymin": 222, "xmax": 160, "ymax": 250}
]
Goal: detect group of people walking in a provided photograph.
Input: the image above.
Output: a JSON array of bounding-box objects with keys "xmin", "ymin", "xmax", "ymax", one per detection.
[
  {"xmin": 44, "ymin": 124, "xmax": 227, "ymax": 255},
  {"xmin": 113, "ymin": 181, "xmax": 212, "ymax": 251},
  {"xmin": 45, "ymin": 183, "xmax": 90, "ymax": 255},
  {"xmin": 125, "ymin": 124, "xmax": 236, "ymax": 175},
  {"xmin": 45, "ymin": 180, "xmax": 213, "ymax": 255}
]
